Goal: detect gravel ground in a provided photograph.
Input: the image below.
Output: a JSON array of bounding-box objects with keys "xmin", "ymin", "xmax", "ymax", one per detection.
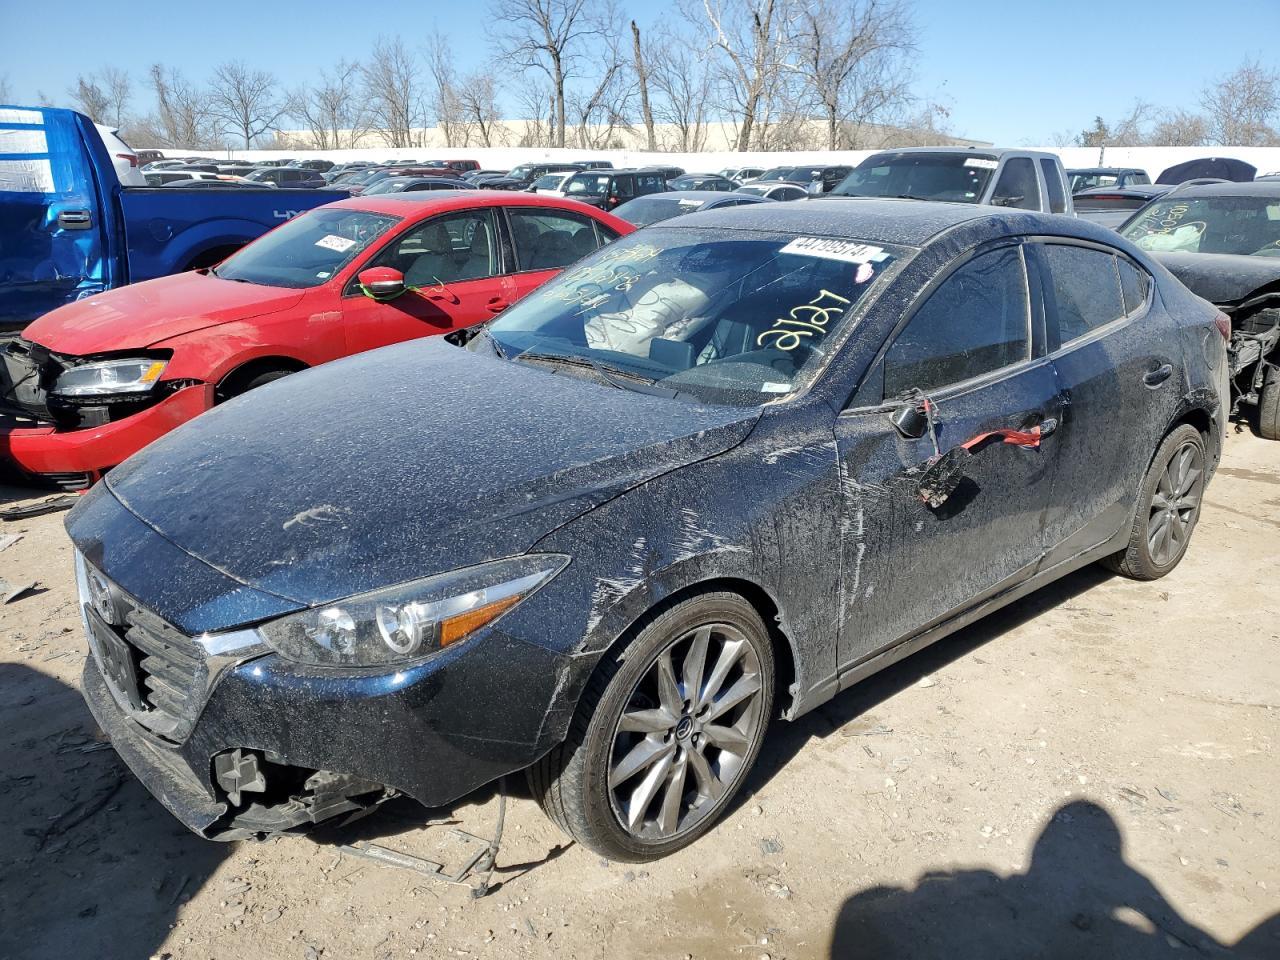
[{"xmin": 0, "ymin": 430, "xmax": 1276, "ymax": 960}]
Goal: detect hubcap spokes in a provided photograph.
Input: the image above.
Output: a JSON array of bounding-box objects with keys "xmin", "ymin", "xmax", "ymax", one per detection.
[
  {"xmin": 1148, "ymin": 442, "xmax": 1203, "ymax": 566},
  {"xmin": 609, "ymin": 623, "xmax": 764, "ymax": 840}
]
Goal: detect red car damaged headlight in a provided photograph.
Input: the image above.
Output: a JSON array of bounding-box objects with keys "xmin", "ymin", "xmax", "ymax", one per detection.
[
  {"xmin": 256, "ymin": 555, "xmax": 570, "ymax": 667},
  {"xmin": 52, "ymin": 358, "xmax": 168, "ymax": 398}
]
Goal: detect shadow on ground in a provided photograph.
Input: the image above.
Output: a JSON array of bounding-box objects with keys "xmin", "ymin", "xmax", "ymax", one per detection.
[
  {"xmin": 742, "ymin": 563, "xmax": 1116, "ymax": 803},
  {"xmin": 0, "ymin": 663, "xmax": 227, "ymax": 960},
  {"xmin": 828, "ymin": 800, "xmax": 1280, "ymax": 959}
]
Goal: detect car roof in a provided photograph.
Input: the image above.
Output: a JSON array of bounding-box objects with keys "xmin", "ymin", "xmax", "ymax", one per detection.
[
  {"xmin": 1066, "ymin": 167, "xmax": 1143, "ymax": 175},
  {"xmin": 1161, "ymin": 180, "xmax": 1280, "ymax": 199},
  {"xmin": 632, "ymin": 190, "xmax": 734, "ymax": 202},
  {"xmin": 332, "ymin": 191, "xmax": 616, "ymax": 215},
  {"xmin": 672, "ymin": 197, "xmax": 1116, "ymax": 247},
  {"xmin": 865, "ymin": 146, "xmax": 1058, "ymax": 160}
]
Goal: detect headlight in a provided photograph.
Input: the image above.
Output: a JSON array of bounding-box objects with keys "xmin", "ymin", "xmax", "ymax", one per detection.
[
  {"xmin": 257, "ymin": 555, "xmax": 569, "ymax": 667},
  {"xmin": 53, "ymin": 358, "xmax": 168, "ymax": 397}
]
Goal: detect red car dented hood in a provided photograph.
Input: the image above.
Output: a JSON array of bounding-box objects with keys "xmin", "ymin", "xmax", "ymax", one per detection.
[{"xmin": 23, "ymin": 271, "xmax": 306, "ymax": 356}]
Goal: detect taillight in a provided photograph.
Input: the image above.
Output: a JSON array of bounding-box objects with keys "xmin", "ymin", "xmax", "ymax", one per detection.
[
  {"xmin": 1214, "ymin": 312, "xmax": 1231, "ymax": 340},
  {"xmin": 117, "ymin": 153, "xmax": 138, "ymax": 167}
]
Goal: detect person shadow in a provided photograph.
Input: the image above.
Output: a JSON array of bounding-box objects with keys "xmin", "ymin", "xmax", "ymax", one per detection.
[
  {"xmin": 829, "ymin": 800, "xmax": 1280, "ymax": 959},
  {"xmin": 0, "ymin": 663, "xmax": 227, "ymax": 960}
]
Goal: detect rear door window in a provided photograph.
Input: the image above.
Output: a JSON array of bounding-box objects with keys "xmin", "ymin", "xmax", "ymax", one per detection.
[
  {"xmin": 1041, "ymin": 244, "xmax": 1126, "ymax": 344},
  {"xmin": 991, "ymin": 158, "xmax": 1042, "ymax": 210},
  {"xmin": 883, "ymin": 245, "xmax": 1032, "ymax": 398},
  {"xmin": 1040, "ymin": 160, "xmax": 1067, "ymax": 214},
  {"xmin": 508, "ymin": 209, "xmax": 605, "ymax": 271}
]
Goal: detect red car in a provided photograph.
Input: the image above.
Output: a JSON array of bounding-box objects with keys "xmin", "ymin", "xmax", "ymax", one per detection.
[{"xmin": 0, "ymin": 192, "xmax": 632, "ymax": 489}]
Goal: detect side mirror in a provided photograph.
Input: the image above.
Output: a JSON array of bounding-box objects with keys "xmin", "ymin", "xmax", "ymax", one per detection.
[
  {"xmin": 890, "ymin": 402, "xmax": 929, "ymax": 439},
  {"xmin": 357, "ymin": 267, "xmax": 406, "ymax": 301}
]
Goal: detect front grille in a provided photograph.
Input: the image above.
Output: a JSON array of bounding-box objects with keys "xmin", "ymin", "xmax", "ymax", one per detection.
[
  {"xmin": 122, "ymin": 602, "xmax": 208, "ymax": 738},
  {"xmin": 80, "ymin": 558, "xmax": 209, "ymax": 742}
]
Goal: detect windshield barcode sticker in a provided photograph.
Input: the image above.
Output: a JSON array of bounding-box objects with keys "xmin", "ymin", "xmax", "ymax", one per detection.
[
  {"xmin": 964, "ymin": 158, "xmax": 998, "ymax": 169},
  {"xmin": 315, "ymin": 234, "xmax": 357, "ymax": 253},
  {"xmin": 780, "ymin": 237, "xmax": 888, "ymax": 265}
]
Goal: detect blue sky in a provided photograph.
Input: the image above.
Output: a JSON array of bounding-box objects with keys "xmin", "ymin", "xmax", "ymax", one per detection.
[{"xmin": 1, "ymin": 0, "xmax": 1277, "ymax": 145}]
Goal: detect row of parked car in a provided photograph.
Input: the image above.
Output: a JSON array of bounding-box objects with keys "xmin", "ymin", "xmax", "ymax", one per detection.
[{"xmin": 1, "ymin": 104, "xmax": 1274, "ymax": 865}]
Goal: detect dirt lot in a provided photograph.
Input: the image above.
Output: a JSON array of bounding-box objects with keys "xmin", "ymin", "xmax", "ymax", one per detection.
[{"xmin": 0, "ymin": 430, "xmax": 1276, "ymax": 960}]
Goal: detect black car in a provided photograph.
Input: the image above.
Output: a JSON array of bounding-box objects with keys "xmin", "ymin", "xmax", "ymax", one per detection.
[
  {"xmin": 1073, "ymin": 184, "xmax": 1175, "ymax": 230},
  {"xmin": 245, "ymin": 167, "xmax": 326, "ymax": 188},
  {"xmin": 667, "ymin": 174, "xmax": 737, "ymax": 192},
  {"xmin": 361, "ymin": 176, "xmax": 466, "ymax": 195},
  {"xmin": 561, "ymin": 168, "xmax": 669, "ymax": 211},
  {"xmin": 639, "ymin": 164, "xmax": 685, "ymax": 182},
  {"xmin": 68, "ymin": 200, "xmax": 1227, "ymax": 860},
  {"xmin": 288, "ymin": 158, "xmax": 335, "ymax": 173},
  {"xmin": 733, "ymin": 182, "xmax": 809, "ymax": 202},
  {"xmin": 1118, "ymin": 180, "xmax": 1280, "ymax": 438},
  {"xmin": 487, "ymin": 162, "xmax": 589, "ymax": 191},
  {"xmin": 1066, "ymin": 167, "xmax": 1151, "ymax": 193},
  {"xmin": 611, "ymin": 189, "xmax": 768, "ymax": 226}
]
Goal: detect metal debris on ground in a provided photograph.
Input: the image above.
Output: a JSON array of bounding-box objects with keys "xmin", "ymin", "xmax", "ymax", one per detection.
[
  {"xmin": 0, "ymin": 533, "xmax": 22, "ymax": 552},
  {"xmin": 1, "ymin": 578, "xmax": 37, "ymax": 603},
  {"xmin": 336, "ymin": 780, "xmax": 507, "ymax": 898},
  {"xmin": 0, "ymin": 495, "xmax": 80, "ymax": 521}
]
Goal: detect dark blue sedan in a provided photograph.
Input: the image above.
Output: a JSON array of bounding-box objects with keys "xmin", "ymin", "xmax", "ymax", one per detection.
[{"xmin": 68, "ymin": 199, "xmax": 1229, "ymax": 861}]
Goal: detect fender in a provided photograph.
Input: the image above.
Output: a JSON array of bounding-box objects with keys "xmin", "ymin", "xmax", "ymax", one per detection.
[{"xmin": 152, "ymin": 318, "xmax": 340, "ymax": 384}]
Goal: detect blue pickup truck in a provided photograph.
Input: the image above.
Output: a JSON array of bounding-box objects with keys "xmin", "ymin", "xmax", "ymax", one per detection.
[{"xmin": 0, "ymin": 105, "xmax": 337, "ymax": 330}]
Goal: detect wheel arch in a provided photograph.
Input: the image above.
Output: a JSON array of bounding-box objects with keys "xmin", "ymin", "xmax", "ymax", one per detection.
[
  {"xmin": 596, "ymin": 576, "xmax": 801, "ymax": 723},
  {"xmin": 214, "ymin": 355, "xmax": 309, "ymax": 402}
]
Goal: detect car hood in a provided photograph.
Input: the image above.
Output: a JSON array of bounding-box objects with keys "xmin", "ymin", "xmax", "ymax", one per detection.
[
  {"xmin": 1152, "ymin": 252, "xmax": 1280, "ymax": 306},
  {"xmin": 22, "ymin": 271, "xmax": 306, "ymax": 356},
  {"xmin": 102, "ymin": 339, "xmax": 760, "ymax": 609}
]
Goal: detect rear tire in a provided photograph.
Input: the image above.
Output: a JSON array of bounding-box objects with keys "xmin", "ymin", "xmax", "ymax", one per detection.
[
  {"xmin": 1101, "ymin": 424, "xmax": 1206, "ymax": 580},
  {"xmin": 529, "ymin": 592, "xmax": 774, "ymax": 862},
  {"xmin": 1259, "ymin": 362, "xmax": 1280, "ymax": 441}
]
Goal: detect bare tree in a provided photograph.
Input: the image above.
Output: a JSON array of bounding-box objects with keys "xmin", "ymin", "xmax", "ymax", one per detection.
[
  {"xmin": 1149, "ymin": 109, "xmax": 1209, "ymax": 147},
  {"xmin": 0, "ymin": 73, "xmax": 13, "ymax": 104},
  {"xmin": 456, "ymin": 71, "xmax": 507, "ymax": 147},
  {"xmin": 567, "ymin": 27, "xmax": 634, "ymax": 149},
  {"xmin": 361, "ymin": 36, "xmax": 426, "ymax": 148},
  {"xmin": 1201, "ymin": 59, "xmax": 1280, "ymax": 146},
  {"xmin": 68, "ymin": 75, "xmax": 110, "ymax": 123},
  {"xmin": 208, "ymin": 61, "xmax": 287, "ymax": 148},
  {"xmin": 288, "ymin": 60, "xmax": 370, "ymax": 149},
  {"xmin": 791, "ymin": 0, "xmax": 916, "ymax": 150},
  {"xmin": 515, "ymin": 77, "xmax": 557, "ymax": 147},
  {"xmin": 687, "ymin": 0, "xmax": 793, "ymax": 152},
  {"xmin": 649, "ymin": 39, "xmax": 712, "ymax": 152},
  {"xmin": 631, "ymin": 21, "xmax": 657, "ymax": 152},
  {"xmin": 493, "ymin": 0, "xmax": 610, "ymax": 148},
  {"xmin": 426, "ymin": 33, "xmax": 466, "ymax": 147},
  {"xmin": 143, "ymin": 65, "xmax": 220, "ymax": 149}
]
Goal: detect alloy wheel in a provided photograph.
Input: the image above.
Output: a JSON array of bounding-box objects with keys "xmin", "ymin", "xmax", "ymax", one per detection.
[
  {"xmin": 607, "ymin": 623, "xmax": 765, "ymax": 841},
  {"xmin": 1147, "ymin": 440, "xmax": 1204, "ymax": 567}
]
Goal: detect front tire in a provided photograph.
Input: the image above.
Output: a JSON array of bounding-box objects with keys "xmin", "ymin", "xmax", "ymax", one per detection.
[
  {"xmin": 1102, "ymin": 424, "xmax": 1206, "ymax": 580},
  {"xmin": 530, "ymin": 592, "xmax": 774, "ymax": 862},
  {"xmin": 1259, "ymin": 362, "xmax": 1279, "ymax": 441}
]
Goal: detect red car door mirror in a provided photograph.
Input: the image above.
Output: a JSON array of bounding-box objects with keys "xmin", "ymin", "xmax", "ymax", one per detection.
[{"xmin": 357, "ymin": 267, "xmax": 407, "ymax": 301}]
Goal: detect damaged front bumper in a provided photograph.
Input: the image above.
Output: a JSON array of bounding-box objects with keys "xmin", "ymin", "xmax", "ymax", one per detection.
[
  {"xmin": 0, "ymin": 337, "xmax": 210, "ymax": 484},
  {"xmin": 77, "ymin": 569, "xmax": 574, "ymax": 841}
]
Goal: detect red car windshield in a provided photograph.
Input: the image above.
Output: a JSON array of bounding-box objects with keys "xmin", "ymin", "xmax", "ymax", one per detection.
[{"xmin": 213, "ymin": 208, "xmax": 400, "ymax": 288}]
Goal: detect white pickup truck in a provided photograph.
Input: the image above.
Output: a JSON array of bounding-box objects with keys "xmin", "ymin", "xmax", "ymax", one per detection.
[{"xmin": 828, "ymin": 147, "xmax": 1075, "ymax": 216}]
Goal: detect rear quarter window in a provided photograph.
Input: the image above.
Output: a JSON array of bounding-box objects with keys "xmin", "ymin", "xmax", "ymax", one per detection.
[{"xmin": 1117, "ymin": 258, "xmax": 1152, "ymax": 314}]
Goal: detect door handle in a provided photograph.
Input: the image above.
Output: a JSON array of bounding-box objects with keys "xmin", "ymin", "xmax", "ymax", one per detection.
[
  {"xmin": 485, "ymin": 298, "xmax": 509, "ymax": 314},
  {"xmin": 1143, "ymin": 364, "xmax": 1173, "ymax": 387},
  {"xmin": 1036, "ymin": 417, "xmax": 1059, "ymax": 438},
  {"xmin": 57, "ymin": 209, "xmax": 93, "ymax": 230}
]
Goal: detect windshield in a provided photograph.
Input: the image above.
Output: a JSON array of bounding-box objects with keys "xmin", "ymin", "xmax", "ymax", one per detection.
[
  {"xmin": 508, "ymin": 165, "xmax": 535, "ymax": 180},
  {"xmin": 1121, "ymin": 195, "xmax": 1280, "ymax": 257},
  {"xmin": 832, "ymin": 153, "xmax": 997, "ymax": 202},
  {"xmin": 531, "ymin": 174, "xmax": 563, "ymax": 190},
  {"xmin": 477, "ymin": 227, "xmax": 907, "ymax": 406},
  {"xmin": 565, "ymin": 173, "xmax": 612, "ymax": 197},
  {"xmin": 615, "ymin": 196, "xmax": 706, "ymax": 226},
  {"xmin": 756, "ymin": 168, "xmax": 794, "ymax": 182},
  {"xmin": 213, "ymin": 208, "xmax": 400, "ymax": 288}
]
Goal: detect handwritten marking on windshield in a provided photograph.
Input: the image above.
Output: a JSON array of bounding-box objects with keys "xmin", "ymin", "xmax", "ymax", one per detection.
[{"xmin": 756, "ymin": 289, "xmax": 852, "ymax": 351}]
